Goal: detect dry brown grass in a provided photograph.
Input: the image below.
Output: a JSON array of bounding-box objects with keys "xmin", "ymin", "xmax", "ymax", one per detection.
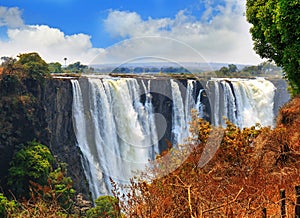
[{"xmin": 113, "ymin": 98, "xmax": 300, "ymax": 217}]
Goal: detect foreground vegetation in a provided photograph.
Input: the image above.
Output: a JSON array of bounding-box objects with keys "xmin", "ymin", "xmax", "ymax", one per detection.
[{"xmin": 113, "ymin": 98, "xmax": 300, "ymax": 217}]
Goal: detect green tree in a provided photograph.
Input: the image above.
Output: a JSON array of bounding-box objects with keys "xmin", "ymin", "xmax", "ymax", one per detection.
[
  {"xmin": 47, "ymin": 167, "xmax": 76, "ymax": 210},
  {"xmin": 246, "ymin": 0, "xmax": 300, "ymax": 95},
  {"xmin": 1, "ymin": 57, "xmax": 17, "ymax": 75},
  {"xmin": 48, "ymin": 62, "xmax": 63, "ymax": 74},
  {"xmin": 218, "ymin": 66, "xmax": 229, "ymax": 76},
  {"xmin": 65, "ymin": 61, "xmax": 88, "ymax": 74},
  {"xmin": 86, "ymin": 196, "xmax": 121, "ymax": 218},
  {"xmin": 228, "ymin": 64, "xmax": 238, "ymax": 73},
  {"xmin": 7, "ymin": 141, "xmax": 54, "ymax": 198},
  {"xmin": 16, "ymin": 52, "xmax": 50, "ymax": 81}
]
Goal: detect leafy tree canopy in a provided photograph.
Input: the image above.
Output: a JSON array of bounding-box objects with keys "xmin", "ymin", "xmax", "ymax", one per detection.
[
  {"xmin": 16, "ymin": 52, "xmax": 50, "ymax": 81},
  {"xmin": 7, "ymin": 141, "xmax": 54, "ymax": 198},
  {"xmin": 65, "ymin": 61, "xmax": 88, "ymax": 74},
  {"xmin": 48, "ymin": 62, "xmax": 63, "ymax": 74},
  {"xmin": 246, "ymin": 0, "xmax": 300, "ymax": 95},
  {"xmin": 86, "ymin": 196, "xmax": 121, "ymax": 218}
]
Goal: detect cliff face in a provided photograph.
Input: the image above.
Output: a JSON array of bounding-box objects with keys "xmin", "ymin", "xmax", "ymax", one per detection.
[
  {"xmin": 42, "ymin": 78, "xmax": 90, "ymax": 199},
  {"xmin": 0, "ymin": 78, "xmax": 49, "ymax": 184},
  {"xmin": 0, "ymin": 77, "xmax": 90, "ymax": 200}
]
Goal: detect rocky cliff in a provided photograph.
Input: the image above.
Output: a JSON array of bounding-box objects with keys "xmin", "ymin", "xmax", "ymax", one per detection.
[
  {"xmin": 42, "ymin": 78, "xmax": 90, "ymax": 200},
  {"xmin": 0, "ymin": 77, "xmax": 90, "ymax": 200}
]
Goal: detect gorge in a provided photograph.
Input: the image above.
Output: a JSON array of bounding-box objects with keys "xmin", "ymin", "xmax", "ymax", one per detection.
[
  {"xmin": 0, "ymin": 74, "xmax": 290, "ymax": 201},
  {"xmin": 69, "ymin": 75, "xmax": 289, "ymax": 199}
]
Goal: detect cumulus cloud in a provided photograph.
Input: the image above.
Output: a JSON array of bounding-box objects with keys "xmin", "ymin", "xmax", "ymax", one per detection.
[
  {"xmin": 0, "ymin": 1, "xmax": 263, "ymax": 66},
  {"xmin": 101, "ymin": 0, "xmax": 263, "ymax": 65},
  {"xmin": 0, "ymin": 6, "xmax": 24, "ymax": 28},
  {"xmin": 0, "ymin": 24, "xmax": 104, "ymax": 64},
  {"xmin": 104, "ymin": 10, "xmax": 172, "ymax": 38}
]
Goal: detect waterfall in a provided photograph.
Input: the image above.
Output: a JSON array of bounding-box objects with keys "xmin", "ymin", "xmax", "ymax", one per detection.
[
  {"xmin": 71, "ymin": 78, "xmax": 160, "ymax": 198},
  {"xmin": 71, "ymin": 76, "xmax": 277, "ymax": 200},
  {"xmin": 171, "ymin": 79, "xmax": 205, "ymax": 146},
  {"xmin": 207, "ymin": 78, "xmax": 276, "ymax": 128},
  {"xmin": 71, "ymin": 80, "xmax": 106, "ymax": 199}
]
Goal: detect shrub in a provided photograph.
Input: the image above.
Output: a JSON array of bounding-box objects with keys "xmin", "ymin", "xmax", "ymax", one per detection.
[
  {"xmin": 0, "ymin": 193, "xmax": 16, "ymax": 218},
  {"xmin": 7, "ymin": 141, "xmax": 54, "ymax": 198},
  {"xmin": 86, "ymin": 196, "xmax": 121, "ymax": 218}
]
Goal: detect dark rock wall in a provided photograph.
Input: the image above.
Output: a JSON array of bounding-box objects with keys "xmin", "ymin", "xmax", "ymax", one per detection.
[
  {"xmin": 0, "ymin": 77, "xmax": 90, "ymax": 200},
  {"xmin": 271, "ymin": 79, "xmax": 291, "ymax": 119},
  {"xmin": 42, "ymin": 78, "xmax": 90, "ymax": 200}
]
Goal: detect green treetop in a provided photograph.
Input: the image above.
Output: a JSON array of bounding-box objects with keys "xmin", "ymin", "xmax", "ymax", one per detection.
[{"xmin": 246, "ymin": 0, "xmax": 300, "ymax": 95}]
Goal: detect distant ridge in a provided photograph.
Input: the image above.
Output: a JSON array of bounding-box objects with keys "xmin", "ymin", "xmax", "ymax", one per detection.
[{"xmin": 90, "ymin": 62, "xmax": 249, "ymax": 73}]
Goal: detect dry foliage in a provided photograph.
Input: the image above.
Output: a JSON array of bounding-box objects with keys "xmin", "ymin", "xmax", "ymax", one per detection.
[{"xmin": 113, "ymin": 98, "xmax": 300, "ymax": 217}]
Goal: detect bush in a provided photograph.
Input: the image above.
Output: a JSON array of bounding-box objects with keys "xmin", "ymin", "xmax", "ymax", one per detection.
[
  {"xmin": 7, "ymin": 141, "xmax": 54, "ymax": 198},
  {"xmin": 0, "ymin": 193, "xmax": 16, "ymax": 218},
  {"xmin": 86, "ymin": 196, "xmax": 121, "ymax": 218},
  {"xmin": 47, "ymin": 167, "xmax": 76, "ymax": 210}
]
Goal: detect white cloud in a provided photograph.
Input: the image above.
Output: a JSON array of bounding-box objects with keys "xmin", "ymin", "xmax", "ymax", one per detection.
[
  {"xmin": 100, "ymin": 0, "xmax": 263, "ymax": 65},
  {"xmin": 104, "ymin": 10, "xmax": 172, "ymax": 38},
  {"xmin": 0, "ymin": 1, "xmax": 263, "ymax": 66},
  {"xmin": 0, "ymin": 6, "xmax": 24, "ymax": 28},
  {"xmin": 0, "ymin": 24, "xmax": 104, "ymax": 64}
]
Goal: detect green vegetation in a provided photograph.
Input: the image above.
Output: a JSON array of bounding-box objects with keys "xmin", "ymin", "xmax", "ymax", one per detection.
[
  {"xmin": 0, "ymin": 193, "xmax": 16, "ymax": 218},
  {"xmin": 48, "ymin": 62, "xmax": 63, "ymax": 74},
  {"xmin": 7, "ymin": 141, "xmax": 54, "ymax": 198},
  {"xmin": 246, "ymin": 0, "xmax": 300, "ymax": 95},
  {"xmin": 64, "ymin": 61, "xmax": 88, "ymax": 74},
  {"xmin": 86, "ymin": 196, "xmax": 121, "ymax": 218},
  {"xmin": 0, "ymin": 53, "xmax": 51, "ymax": 186},
  {"xmin": 214, "ymin": 62, "xmax": 282, "ymax": 78},
  {"xmin": 16, "ymin": 53, "xmax": 51, "ymax": 82},
  {"xmin": 0, "ymin": 137, "xmax": 79, "ymax": 216},
  {"xmin": 59, "ymin": 61, "xmax": 95, "ymax": 74},
  {"xmin": 47, "ymin": 167, "xmax": 76, "ymax": 210}
]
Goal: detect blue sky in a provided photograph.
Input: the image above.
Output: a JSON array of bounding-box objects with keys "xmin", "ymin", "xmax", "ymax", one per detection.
[{"xmin": 0, "ymin": 0, "xmax": 263, "ymax": 65}]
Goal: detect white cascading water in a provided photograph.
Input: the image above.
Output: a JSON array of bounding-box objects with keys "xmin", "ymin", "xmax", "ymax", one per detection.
[
  {"xmin": 72, "ymin": 78, "xmax": 160, "ymax": 199},
  {"xmin": 170, "ymin": 79, "xmax": 186, "ymax": 146},
  {"xmin": 71, "ymin": 80, "xmax": 106, "ymax": 198},
  {"xmin": 208, "ymin": 78, "xmax": 276, "ymax": 128},
  {"xmin": 171, "ymin": 79, "xmax": 205, "ymax": 146},
  {"xmin": 71, "ymin": 77, "xmax": 206, "ymax": 199},
  {"xmin": 72, "ymin": 76, "xmax": 276, "ymax": 200}
]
